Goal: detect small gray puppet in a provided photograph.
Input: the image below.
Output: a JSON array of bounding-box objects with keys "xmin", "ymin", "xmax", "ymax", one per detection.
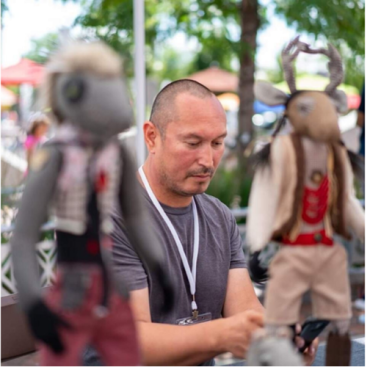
[{"xmin": 11, "ymin": 41, "xmax": 174, "ymax": 365}]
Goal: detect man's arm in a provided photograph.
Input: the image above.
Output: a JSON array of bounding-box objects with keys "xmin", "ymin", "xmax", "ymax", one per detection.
[
  {"xmin": 130, "ymin": 288, "xmax": 264, "ymax": 366},
  {"xmin": 222, "ymin": 268, "xmax": 264, "ymax": 317}
]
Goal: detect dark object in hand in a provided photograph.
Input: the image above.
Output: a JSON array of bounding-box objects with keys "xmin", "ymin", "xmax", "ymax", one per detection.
[
  {"xmin": 27, "ymin": 300, "xmax": 72, "ymax": 353},
  {"xmin": 248, "ymin": 251, "xmax": 269, "ymax": 284},
  {"xmin": 299, "ymin": 318, "xmax": 330, "ymax": 353}
]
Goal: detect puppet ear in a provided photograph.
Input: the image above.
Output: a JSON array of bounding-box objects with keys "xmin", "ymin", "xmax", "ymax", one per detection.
[
  {"xmin": 330, "ymin": 89, "xmax": 348, "ymax": 114},
  {"xmin": 254, "ymin": 81, "xmax": 288, "ymax": 106}
]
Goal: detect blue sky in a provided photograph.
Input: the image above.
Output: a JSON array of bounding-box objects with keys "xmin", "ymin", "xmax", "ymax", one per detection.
[{"xmin": 2, "ymin": 0, "xmax": 307, "ymax": 71}]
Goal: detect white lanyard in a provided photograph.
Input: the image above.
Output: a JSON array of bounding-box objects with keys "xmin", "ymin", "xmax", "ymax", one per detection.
[{"xmin": 138, "ymin": 166, "xmax": 200, "ymax": 317}]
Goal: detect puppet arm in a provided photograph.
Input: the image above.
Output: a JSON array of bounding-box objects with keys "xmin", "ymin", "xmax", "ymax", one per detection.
[
  {"xmin": 342, "ymin": 149, "xmax": 365, "ymax": 241},
  {"xmin": 11, "ymin": 145, "xmax": 69, "ymax": 353},
  {"xmin": 118, "ymin": 142, "xmax": 174, "ymax": 312},
  {"xmin": 247, "ymin": 137, "xmax": 288, "ymax": 253}
]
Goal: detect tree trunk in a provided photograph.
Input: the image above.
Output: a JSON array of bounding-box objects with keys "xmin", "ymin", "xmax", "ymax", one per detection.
[{"xmin": 237, "ymin": 0, "xmax": 259, "ymax": 164}]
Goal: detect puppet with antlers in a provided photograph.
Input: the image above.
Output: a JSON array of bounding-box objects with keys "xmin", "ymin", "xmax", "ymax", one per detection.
[
  {"xmin": 11, "ymin": 41, "xmax": 174, "ymax": 365},
  {"xmin": 247, "ymin": 36, "xmax": 364, "ymax": 366}
]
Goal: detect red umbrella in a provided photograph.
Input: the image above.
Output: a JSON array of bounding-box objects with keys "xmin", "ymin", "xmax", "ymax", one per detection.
[{"xmin": 1, "ymin": 58, "xmax": 45, "ymax": 86}]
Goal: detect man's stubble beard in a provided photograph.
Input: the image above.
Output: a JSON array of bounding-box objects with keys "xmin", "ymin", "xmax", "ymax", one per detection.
[{"xmin": 158, "ymin": 162, "xmax": 212, "ymax": 198}]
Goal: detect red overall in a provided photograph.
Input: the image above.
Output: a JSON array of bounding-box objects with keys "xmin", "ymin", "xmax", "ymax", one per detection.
[{"xmin": 39, "ymin": 268, "xmax": 141, "ymax": 366}]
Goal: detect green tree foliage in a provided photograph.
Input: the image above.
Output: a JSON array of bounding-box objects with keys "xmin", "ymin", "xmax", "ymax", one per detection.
[
  {"xmin": 274, "ymin": 0, "xmax": 364, "ymax": 56},
  {"xmin": 66, "ymin": 0, "xmax": 246, "ymax": 76},
  {"xmin": 273, "ymin": 0, "xmax": 365, "ymax": 90},
  {"xmin": 1, "ymin": 0, "xmax": 8, "ymax": 15},
  {"xmin": 60, "ymin": 0, "xmax": 364, "ymax": 126},
  {"xmin": 1, "ymin": 0, "xmax": 8, "ymax": 28},
  {"xmin": 23, "ymin": 33, "xmax": 60, "ymax": 64}
]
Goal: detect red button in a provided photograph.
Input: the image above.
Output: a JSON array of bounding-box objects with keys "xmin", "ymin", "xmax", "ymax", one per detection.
[{"xmin": 87, "ymin": 240, "xmax": 99, "ymax": 255}]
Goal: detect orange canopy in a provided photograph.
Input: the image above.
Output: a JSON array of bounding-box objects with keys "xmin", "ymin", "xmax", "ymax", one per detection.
[{"xmin": 187, "ymin": 67, "xmax": 238, "ymax": 93}]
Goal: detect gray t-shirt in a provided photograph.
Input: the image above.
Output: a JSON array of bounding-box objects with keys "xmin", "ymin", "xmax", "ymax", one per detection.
[{"xmin": 112, "ymin": 187, "xmax": 247, "ymax": 324}]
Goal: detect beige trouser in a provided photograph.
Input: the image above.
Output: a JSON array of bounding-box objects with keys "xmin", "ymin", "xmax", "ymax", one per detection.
[{"xmin": 265, "ymin": 243, "xmax": 352, "ymax": 325}]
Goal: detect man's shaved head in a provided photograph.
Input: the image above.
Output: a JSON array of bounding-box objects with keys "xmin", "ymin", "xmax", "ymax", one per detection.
[
  {"xmin": 149, "ymin": 79, "xmax": 215, "ymax": 137},
  {"xmin": 144, "ymin": 78, "xmax": 226, "ymax": 205}
]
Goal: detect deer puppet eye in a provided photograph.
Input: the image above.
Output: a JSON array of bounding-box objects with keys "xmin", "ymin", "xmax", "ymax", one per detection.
[{"xmin": 296, "ymin": 96, "xmax": 315, "ymax": 116}]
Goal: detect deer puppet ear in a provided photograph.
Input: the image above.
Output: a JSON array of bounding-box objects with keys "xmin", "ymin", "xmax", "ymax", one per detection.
[
  {"xmin": 254, "ymin": 81, "xmax": 288, "ymax": 106},
  {"xmin": 330, "ymin": 89, "xmax": 348, "ymax": 115}
]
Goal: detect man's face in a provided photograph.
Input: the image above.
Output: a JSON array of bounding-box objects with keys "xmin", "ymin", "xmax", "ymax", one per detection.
[{"xmin": 155, "ymin": 93, "xmax": 227, "ymax": 197}]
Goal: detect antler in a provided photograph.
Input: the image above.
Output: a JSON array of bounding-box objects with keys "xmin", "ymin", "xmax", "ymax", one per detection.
[
  {"xmin": 282, "ymin": 37, "xmax": 343, "ymax": 96},
  {"xmin": 281, "ymin": 36, "xmax": 310, "ymax": 94},
  {"xmin": 323, "ymin": 44, "xmax": 344, "ymax": 95}
]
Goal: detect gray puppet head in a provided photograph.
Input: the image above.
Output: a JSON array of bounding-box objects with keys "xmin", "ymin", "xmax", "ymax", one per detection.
[
  {"xmin": 254, "ymin": 36, "xmax": 347, "ymax": 143},
  {"xmin": 247, "ymin": 328, "xmax": 304, "ymax": 366},
  {"xmin": 42, "ymin": 41, "xmax": 133, "ymax": 142}
]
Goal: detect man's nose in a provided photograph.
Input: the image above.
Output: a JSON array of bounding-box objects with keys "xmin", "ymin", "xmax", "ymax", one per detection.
[{"xmin": 198, "ymin": 144, "xmax": 214, "ymax": 168}]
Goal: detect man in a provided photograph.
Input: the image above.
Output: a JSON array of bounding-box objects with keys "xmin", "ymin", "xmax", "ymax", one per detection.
[{"xmin": 110, "ymin": 80, "xmax": 317, "ymax": 366}]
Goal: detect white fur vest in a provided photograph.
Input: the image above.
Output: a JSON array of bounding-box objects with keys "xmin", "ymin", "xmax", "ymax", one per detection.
[{"xmin": 51, "ymin": 124, "xmax": 121, "ymax": 235}]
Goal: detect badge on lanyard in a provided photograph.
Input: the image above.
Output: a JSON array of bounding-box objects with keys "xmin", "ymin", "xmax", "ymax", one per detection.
[{"xmin": 176, "ymin": 312, "xmax": 212, "ymax": 326}]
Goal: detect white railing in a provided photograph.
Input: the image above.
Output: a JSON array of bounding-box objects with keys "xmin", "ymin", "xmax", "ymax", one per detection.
[
  {"xmin": 1, "ymin": 240, "xmax": 56, "ymax": 296},
  {"xmin": 1, "ymin": 218, "xmax": 57, "ymax": 296}
]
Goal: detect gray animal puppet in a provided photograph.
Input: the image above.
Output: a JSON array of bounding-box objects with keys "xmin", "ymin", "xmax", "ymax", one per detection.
[
  {"xmin": 247, "ymin": 36, "xmax": 364, "ymax": 366},
  {"xmin": 11, "ymin": 41, "xmax": 174, "ymax": 366},
  {"xmin": 248, "ymin": 327, "xmax": 303, "ymax": 366}
]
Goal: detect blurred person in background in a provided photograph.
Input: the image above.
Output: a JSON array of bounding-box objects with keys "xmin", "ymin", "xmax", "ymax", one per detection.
[{"xmin": 24, "ymin": 113, "xmax": 50, "ymax": 167}]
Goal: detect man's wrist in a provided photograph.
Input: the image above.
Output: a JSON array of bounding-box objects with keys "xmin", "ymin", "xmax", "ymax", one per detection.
[{"xmin": 210, "ymin": 317, "xmax": 229, "ymax": 354}]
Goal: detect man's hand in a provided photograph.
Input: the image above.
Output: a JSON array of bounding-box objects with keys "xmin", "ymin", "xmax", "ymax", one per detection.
[{"xmin": 219, "ymin": 310, "xmax": 264, "ymax": 359}]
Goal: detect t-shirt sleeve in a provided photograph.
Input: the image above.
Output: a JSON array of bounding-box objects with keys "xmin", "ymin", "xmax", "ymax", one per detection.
[
  {"xmin": 226, "ymin": 206, "xmax": 247, "ymax": 269},
  {"xmin": 111, "ymin": 209, "xmax": 149, "ymax": 291}
]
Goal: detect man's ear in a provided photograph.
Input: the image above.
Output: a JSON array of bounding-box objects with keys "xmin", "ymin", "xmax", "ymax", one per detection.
[
  {"xmin": 143, "ymin": 121, "xmax": 160, "ymax": 154},
  {"xmin": 254, "ymin": 81, "xmax": 288, "ymax": 106}
]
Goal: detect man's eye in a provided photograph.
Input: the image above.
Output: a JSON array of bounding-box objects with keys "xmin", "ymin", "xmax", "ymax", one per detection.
[
  {"xmin": 187, "ymin": 142, "xmax": 200, "ymax": 147},
  {"xmin": 213, "ymin": 141, "xmax": 223, "ymax": 146}
]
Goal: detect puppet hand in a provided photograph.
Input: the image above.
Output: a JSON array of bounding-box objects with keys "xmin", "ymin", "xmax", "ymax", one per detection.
[
  {"xmin": 27, "ymin": 300, "xmax": 72, "ymax": 353},
  {"xmin": 248, "ymin": 251, "xmax": 269, "ymax": 283},
  {"xmin": 156, "ymin": 265, "xmax": 175, "ymax": 313}
]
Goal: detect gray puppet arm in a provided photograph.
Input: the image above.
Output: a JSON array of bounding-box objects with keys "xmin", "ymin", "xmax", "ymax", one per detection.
[
  {"xmin": 118, "ymin": 143, "xmax": 174, "ymax": 311},
  {"xmin": 11, "ymin": 145, "xmax": 62, "ymax": 310},
  {"xmin": 118, "ymin": 143, "xmax": 166, "ymax": 271}
]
